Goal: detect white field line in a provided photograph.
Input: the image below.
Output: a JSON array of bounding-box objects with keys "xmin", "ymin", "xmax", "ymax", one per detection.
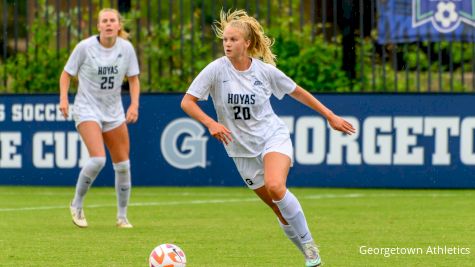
[
  {"xmin": 0, "ymin": 192, "xmax": 469, "ymax": 212},
  {"xmin": 0, "ymin": 191, "xmax": 243, "ymax": 197},
  {"xmin": 305, "ymin": 192, "xmax": 470, "ymax": 199}
]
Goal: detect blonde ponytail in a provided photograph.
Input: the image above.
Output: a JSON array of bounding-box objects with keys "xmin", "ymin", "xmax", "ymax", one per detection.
[{"xmin": 213, "ymin": 9, "xmax": 276, "ymax": 66}]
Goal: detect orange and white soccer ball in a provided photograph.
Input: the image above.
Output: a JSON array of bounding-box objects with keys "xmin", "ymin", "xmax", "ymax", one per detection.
[{"xmin": 149, "ymin": 243, "xmax": 186, "ymax": 267}]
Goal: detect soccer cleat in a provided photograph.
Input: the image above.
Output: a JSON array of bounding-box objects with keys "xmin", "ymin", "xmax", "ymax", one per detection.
[
  {"xmin": 70, "ymin": 204, "xmax": 88, "ymax": 228},
  {"xmin": 305, "ymin": 257, "xmax": 322, "ymax": 267},
  {"xmin": 303, "ymin": 242, "xmax": 322, "ymax": 267},
  {"xmin": 116, "ymin": 217, "xmax": 133, "ymax": 228}
]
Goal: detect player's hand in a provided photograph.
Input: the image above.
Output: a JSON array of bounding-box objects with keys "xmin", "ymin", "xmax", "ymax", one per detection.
[
  {"xmin": 59, "ymin": 98, "xmax": 69, "ymax": 119},
  {"xmin": 208, "ymin": 121, "xmax": 232, "ymax": 145},
  {"xmin": 328, "ymin": 114, "xmax": 356, "ymax": 135},
  {"xmin": 126, "ymin": 104, "xmax": 139, "ymax": 123}
]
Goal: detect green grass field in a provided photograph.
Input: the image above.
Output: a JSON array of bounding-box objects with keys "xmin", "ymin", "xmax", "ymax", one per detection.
[{"xmin": 0, "ymin": 186, "xmax": 474, "ymax": 266}]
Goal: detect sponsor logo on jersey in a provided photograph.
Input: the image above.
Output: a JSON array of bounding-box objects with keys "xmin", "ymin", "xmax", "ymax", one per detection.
[{"xmin": 253, "ymin": 80, "xmax": 263, "ymax": 86}]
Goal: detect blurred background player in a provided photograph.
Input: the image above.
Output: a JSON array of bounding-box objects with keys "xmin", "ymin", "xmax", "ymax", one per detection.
[
  {"xmin": 59, "ymin": 8, "xmax": 140, "ymax": 228},
  {"xmin": 181, "ymin": 9, "xmax": 355, "ymax": 267}
]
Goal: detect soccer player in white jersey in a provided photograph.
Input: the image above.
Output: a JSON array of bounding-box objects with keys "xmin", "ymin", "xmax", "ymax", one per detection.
[
  {"xmin": 58, "ymin": 8, "xmax": 140, "ymax": 229},
  {"xmin": 181, "ymin": 10, "xmax": 355, "ymax": 267}
]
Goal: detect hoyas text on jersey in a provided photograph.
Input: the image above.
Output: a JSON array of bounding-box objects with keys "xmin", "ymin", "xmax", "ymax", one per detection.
[
  {"xmin": 97, "ymin": 66, "xmax": 119, "ymax": 75},
  {"xmin": 227, "ymin": 93, "xmax": 256, "ymax": 105}
]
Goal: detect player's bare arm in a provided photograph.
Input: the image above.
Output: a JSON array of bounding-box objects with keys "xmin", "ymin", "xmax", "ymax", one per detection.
[
  {"xmin": 126, "ymin": 75, "xmax": 140, "ymax": 124},
  {"xmin": 59, "ymin": 71, "xmax": 72, "ymax": 119},
  {"xmin": 290, "ymin": 86, "xmax": 356, "ymax": 135},
  {"xmin": 181, "ymin": 94, "xmax": 232, "ymax": 145}
]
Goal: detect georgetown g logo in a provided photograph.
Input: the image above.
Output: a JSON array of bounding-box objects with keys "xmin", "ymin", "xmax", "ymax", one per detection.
[
  {"xmin": 160, "ymin": 118, "xmax": 208, "ymax": 169},
  {"xmin": 412, "ymin": 0, "xmax": 475, "ymax": 33}
]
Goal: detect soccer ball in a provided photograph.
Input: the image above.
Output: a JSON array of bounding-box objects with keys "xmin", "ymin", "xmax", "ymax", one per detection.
[{"xmin": 149, "ymin": 243, "xmax": 186, "ymax": 267}]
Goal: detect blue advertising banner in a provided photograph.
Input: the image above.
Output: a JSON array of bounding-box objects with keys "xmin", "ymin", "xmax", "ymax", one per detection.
[
  {"xmin": 378, "ymin": 0, "xmax": 475, "ymax": 43},
  {"xmin": 0, "ymin": 94, "xmax": 474, "ymax": 188}
]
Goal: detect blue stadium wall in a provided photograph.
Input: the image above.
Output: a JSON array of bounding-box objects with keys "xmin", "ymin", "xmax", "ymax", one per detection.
[{"xmin": 0, "ymin": 94, "xmax": 473, "ymax": 188}]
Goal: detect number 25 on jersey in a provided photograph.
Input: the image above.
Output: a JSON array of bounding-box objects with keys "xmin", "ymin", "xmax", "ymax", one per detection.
[{"xmin": 100, "ymin": 76, "xmax": 114, "ymax": 90}]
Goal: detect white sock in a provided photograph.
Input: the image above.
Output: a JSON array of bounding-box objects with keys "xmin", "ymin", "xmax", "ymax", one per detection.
[
  {"xmin": 72, "ymin": 157, "xmax": 106, "ymax": 208},
  {"xmin": 114, "ymin": 160, "xmax": 131, "ymax": 219},
  {"xmin": 278, "ymin": 219, "xmax": 304, "ymax": 253},
  {"xmin": 273, "ymin": 190, "xmax": 314, "ymax": 244}
]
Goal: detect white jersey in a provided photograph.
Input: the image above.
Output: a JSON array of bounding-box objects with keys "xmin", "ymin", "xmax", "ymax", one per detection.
[
  {"xmin": 187, "ymin": 56, "xmax": 296, "ymax": 157},
  {"xmin": 64, "ymin": 36, "xmax": 140, "ymax": 122}
]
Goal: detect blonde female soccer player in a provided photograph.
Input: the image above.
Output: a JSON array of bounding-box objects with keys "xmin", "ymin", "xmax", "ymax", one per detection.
[
  {"xmin": 59, "ymin": 8, "xmax": 140, "ymax": 228},
  {"xmin": 181, "ymin": 10, "xmax": 355, "ymax": 266}
]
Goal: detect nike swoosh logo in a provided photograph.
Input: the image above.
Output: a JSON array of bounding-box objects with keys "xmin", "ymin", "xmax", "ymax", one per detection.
[
  {"xmin": 223, "ymin": 80, "xmax": 229, "ymax": 83},
  {"xmin": 300, "ymin": 233, "xmax": 308, "ymax": 239}
]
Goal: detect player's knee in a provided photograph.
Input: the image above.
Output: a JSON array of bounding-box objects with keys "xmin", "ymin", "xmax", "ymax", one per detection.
[
  {"xmin": 113, "ymin": 160, "xmax": 131, "ymax": 183},
  {"xmin": 83, "ymin": 157, "xmax": 106, "ymax": 178},
  {"xmin": 266, "ymin": 181, "xmax": 286, "ymax": 199},
  {"xmin": 113, "ymin": 160, "xmax": 130, "ymax": 173},
  {"xmin": 91, "ymin": 157, "xmax": 107, "ymax": 169}
]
